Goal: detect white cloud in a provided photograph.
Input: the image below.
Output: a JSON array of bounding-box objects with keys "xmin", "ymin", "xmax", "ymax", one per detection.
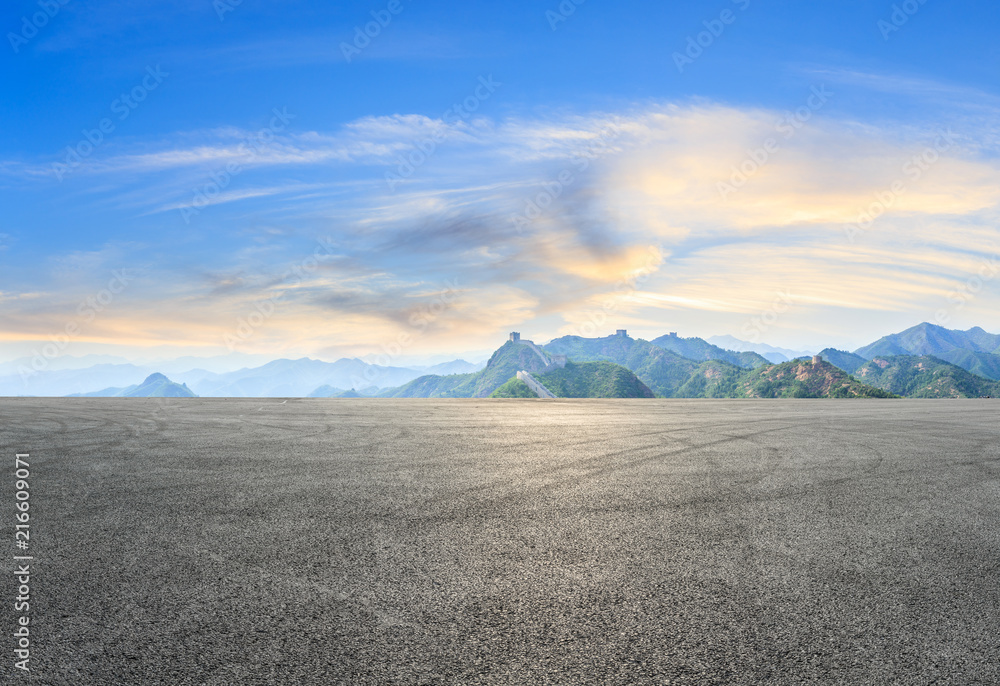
[{"xmin": 4, "ymin": 88, "xmax": 1000, "ymax": 356}]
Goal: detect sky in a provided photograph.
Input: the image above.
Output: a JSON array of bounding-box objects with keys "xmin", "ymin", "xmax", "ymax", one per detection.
[{"xmin": 1, "ymin": 0, "xmax": 999, "ymax": 366}]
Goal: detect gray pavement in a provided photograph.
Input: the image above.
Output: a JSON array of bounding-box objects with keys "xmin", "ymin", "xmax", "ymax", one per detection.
[{"xmin": 1, "ymin": 398, "xmax": 998, "ymax": 684}]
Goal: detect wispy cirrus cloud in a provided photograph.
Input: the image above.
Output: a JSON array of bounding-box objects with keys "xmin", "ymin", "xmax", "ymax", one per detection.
[
  {"xmin": 147, "ymin": 183, "xmax": 328, "ymax": 214},
  {"xmin": 4, "ymin": 75, "xmax": 1000, "ymax": 355},
  {"xmin": 803, "ymin": 67, "xmax": 1000, "ymax": 107}
]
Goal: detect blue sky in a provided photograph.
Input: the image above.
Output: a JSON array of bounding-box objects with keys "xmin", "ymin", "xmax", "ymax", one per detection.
[{"xmin": 2, "ymin": 0, "xmax": 999, "ymax": 364}]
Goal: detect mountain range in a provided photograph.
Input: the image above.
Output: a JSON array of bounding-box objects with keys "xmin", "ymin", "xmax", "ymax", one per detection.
[
  {"xmin": 370, "ymin": 332, "xmax": 890, "ymax": 400},
  {"xmin": 4, "ymin": 322, "xmax": 1000, "ymax": 399},
  {"xmin": 384, "ymin": 323, "xmax": 1000, "ymax": 399},
  {"xmin": 705, "ymin": 335, "xmax": 814, "ymax": 363},
  {"xmin": 853, "ymin": 323, "xmax": 1000, "ymax": 381},
  {"xmin": 1, "ymin": 356, "xmax": 485, "ymax": 398},
  {"xmin": 69, "ymin": 373, "xmax": 197, "ymax": 398},
  {"xmin": 842, "ymin": 356, "xmax": 999, "ymax": 398},
  {"xmin": 540, "ymin": 335, "xmax": 895, "ymax": 399}
]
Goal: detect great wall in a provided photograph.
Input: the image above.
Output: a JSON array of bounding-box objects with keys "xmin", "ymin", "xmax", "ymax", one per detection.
[
  {"xmin": 515, "ymin": 371, "xmax": 557, "ymax": 399},
  {"xmin": 507, "ymin": 331, "xmax": 567, "ymax": 398},
  {"xmin": 508, "ymin": 332, "xmax": 567, "ymax": 371}
]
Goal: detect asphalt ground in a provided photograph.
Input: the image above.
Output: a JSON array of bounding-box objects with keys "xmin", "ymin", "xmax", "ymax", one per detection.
[{"xmin": 1, "ymin": 398, "xmax": 998, "ymax": 685}]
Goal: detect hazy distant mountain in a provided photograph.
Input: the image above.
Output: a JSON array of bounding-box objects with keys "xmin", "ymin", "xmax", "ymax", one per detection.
[
  {"xmin": 308, "ymin": 385, "xmax": 346, "ymax": 398},
  {"xmin": 706, "ymin": 335, "xmax": 814, "ymax": 362},
  {"xmin": 135, "ymin": 353, "xmax": 276, "ymax": 375},
  {"xmin": 1, "ymin": 353, "xmax": 481, "ymax": 397},
  {"xmin": 380, "ymin": 373, "xmax": 477, "ymax": 398},
  {"xmin": 422, "ymin": 359, "xmax": 486, "ymax": 376},
  {"xmin": 168, "ymin": 368, "xmax": 220, "ymax": 388},
  {"xmin": 0, "ymin": 353, "xmax": 279, "ymax": 389},
  {"xmin": 816, "ymin": 348, "xmax": 868, "ymax": 374},
  {"xmin": 762, "ymin": 352, "xmax": 791, "ymax": 364},
  {"xmin": 1, "ymin": 363, "xmax": 154, "ymax": 397},
  {"xmin": 71, "ymin": 373, "xmax": 197, "ymax": 398},
  {"xmin": 189, "ymin": 358, "xmax": 425, "ymax": 397},
  {"xmin": 0, "ymin": 354, "xmax": 133, "ymax": 375},
  {"xmin": 852, "ymin": 356, "xmax": 1000, "ymax": 398},
  {"xmin": 855, "ymin": 323, "xmax": 1000, "ymax": 358},
  {"xmin": 308, "ymin": 385, "xmax": 382, "ymax": 398},
  {"xmin": 649, "ymin": 333, "xmax": 769, "ymax": 368}
]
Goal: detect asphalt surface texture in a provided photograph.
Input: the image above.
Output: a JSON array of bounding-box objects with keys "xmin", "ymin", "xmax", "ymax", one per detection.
[{"xmin": 1, "ymin": 398, "xmax": 998, "ymax": 685}]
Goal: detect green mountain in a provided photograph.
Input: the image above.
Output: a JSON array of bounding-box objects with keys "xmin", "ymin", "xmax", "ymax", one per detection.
[
  {"xmin": 934, "ymin": 349, "xmax": 1000, "ymax": 381},
  {"xmin": 469, "ymin": 340, "xmax": 558, "ymax": 397},
  {"xmin": 384, "ymin": 335, "xmax": 687, "ymax": 399},
  {"xmin": 671, "ymin": 360, "xmax": 746, "ymax": 398},
  {"xmin": 542, "ymin": 333, "xmax": 647, "ymax": 363},
  {"xmin": 533, "ymin": 361, "xmax": 655, "ymax": 398},
  {"xmin": 490, "ymin": 378, "xmax": 539, "ymax": 398},
  {"xmin": 855, "ymin": 323, "xmax": 1000, "ymax": 358},
  {"xmin": 542, "ymin": 334, "xmax": 854, "ymax": 398},
  {"xmin": 958, "ymin": 326, "xmax": 1000, "ymax": 352},
  {"xmin": 817, "ymin": 348, "xmax": 868, "ymax": 374},
  {"xmin": 854, "ymin": 323, "xmax": 1000, "ymax": 381},
  {"xmin": 852, "ymin": 355, "xmax": 1000, "ymax": 398},
  {"xmin": 543, "ymin": 334, "xmax": 704, "ymax": 397},
  {"xmin": 71, "ymin": 373, "xmax": 197, "ymax": 398},
  {"xmin": 379, "ymin": 371, "xmax": 476, "ymax": 398},
  {"xmin": 736, "ymin": 359, "xmax": 897, "ymax": 398},
  {"xmin": 491, "ymin": 361, "xmax": 655, "ymax": 399},
  {"xmin": 383, "ymin": 339, "xmax": 556, "ymax": 398},
  {"xmin": 308, "ymin": 385, "xmax": 369, "ymax": 398},
  {"xmin": 649, "ymin": 333, "xmax": 770, "ymax": 368}
]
